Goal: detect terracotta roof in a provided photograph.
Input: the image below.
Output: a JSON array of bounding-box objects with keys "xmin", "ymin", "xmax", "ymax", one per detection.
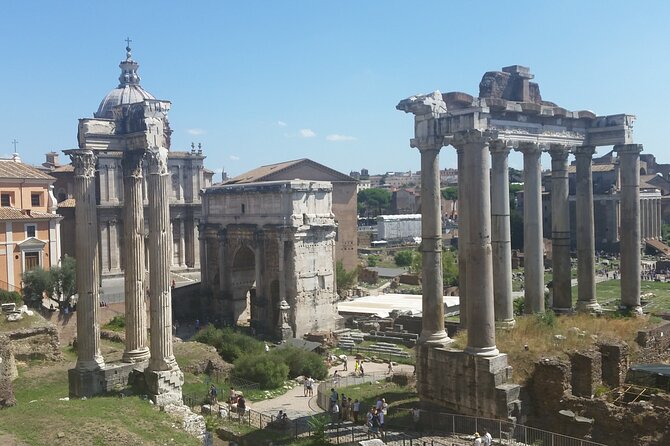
[
  {"xmin": 567, "ymin": 164, "xmax": 615, "ymax": 174},
  {"xmin": 58, "ymin": 198, "xmax": 76, "ymax": 208},
  {"xmin": 52, "ymin": 164, "xmax": 74, "ymax": 173},
  {"xmin": 0, "ymin": 207, "xmax": 60, "ymax": 221},
  {"xmin": 0, "ymin": 161, "xmax": 55, "ymax": 180},
  {"xmin": 224, "ymin": 158, "xmax": 355, "ymax": 185}
]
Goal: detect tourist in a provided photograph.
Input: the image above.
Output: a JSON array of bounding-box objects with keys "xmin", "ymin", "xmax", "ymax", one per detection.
[
  {"xmin": 368, "ymin": 408, "xmax": 381, "ymax": 438},
  {"xmin": 411, "ymin": 407, "xmax": 421, "ymax": 431},
  {"xmin": 342, "ymin": 354, "xmax": 348, "ymax": 371},
  {"xmin": 330, "ymin": 400, "xmax": 340, "ymax": 427},
  {"xmin": 330, "ymin": 388, "xmax": 338, "ymax": 408},
  {"xmin": 352, "ymin": 399, "xmax": 361, "ymax": 423},
  {"xmin": 229, "ymin": 387, "xmax": 237, "ymax": 404},
  {"xmin": 303, "ymin": 376, "xmax": 310, "ymax": 397},
  {"xmin": 171, "ymin": 279, "xmax": 176, "ymax": 291},
  {"xmin": 347, "ymin": 397, "xmax": 353, "ymax": 421},
  {"xmin": 359, "ymin": 363, "xmax": 365, "ymax": 376},
  {"xmin": 482, "ymin": 428, "xmax": 492, "ymax": 446},
  {"xmin": 307, "ymin": 376, "xmax": 314, "ymax": 396},
  {"xmin": 195, "ymin": 319, "xmax": 200, "ymax": 331},
  {"xmin": 387, "ymin": 361, "xmax": 394, "ymax": 375},
  {"xmin": 472, "ymin": 432, "xmax": 482, "ymax": 446},
  {"xmin": 377, "ymin": 407, "xmax": 385, "ymax": 440},
  {"xmin": 354, "ymin": 359, "xmax": 359, "ymax": 375},
  {"xmin": 375, "ymin": 397, "xmax": 383, "ymax": 411},
  {"xmin": 380, "ymin": 398, "xmax": 388, "ymax": 415},
  {"xmin": 264, "ymin": 342, "xmax": 270, "ymax": 353},
  {"xmin": 333, "ymin": 370, "xmax": 340, "ymax": 384},
  {"xmin": 209, "ymin": 384, "xmax": 218, "ymax": 406},
  {"xmin": 341, "ymin": 394, "xmax": 349, "ymax": 421},
  {"xmin": 237, "ymin": 394, "xmax": 246, "ymax": 417}
]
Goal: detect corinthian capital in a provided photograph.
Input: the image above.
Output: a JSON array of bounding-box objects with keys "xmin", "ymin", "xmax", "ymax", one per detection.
[
  {"xmin": 145, "ymin": 147, "xmax": 169, "ymax": 176},
  {"xmin": 489, "ymin": 139, "xmax": 512, "ymax": 155},
  {"xmin": 70, "ymin": 150, "xmax": 97, "ymax": 178},
  {"xmin": 548, "ymin": 143, "xmax": 571, "ymax": 161},
  {"xmin": 122, "ymin": 150, "xmax": 146, "ymax": 179},
  {"xmin": 574, "ymin": 145, "xmax": 596, "ymax": 158},
  {"xmin": 516, "ymin": 141, "xmax": 542, "ymax": 155}
]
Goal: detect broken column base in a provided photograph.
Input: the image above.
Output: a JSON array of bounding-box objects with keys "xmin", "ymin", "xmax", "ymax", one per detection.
[
  {"xmin": 416, "ymin": 345, "xmax": 521, "ymax": 420},
  {"xmin": 68, "ymin": 361, "xmax": 148, "ymax": 398},
  {"xmin": 145, "ymin": 368, "xmax": 184, "ymax": 407}
]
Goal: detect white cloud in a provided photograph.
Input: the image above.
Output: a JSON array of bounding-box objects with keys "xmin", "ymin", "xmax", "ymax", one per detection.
[
  {"xmin": 326, "ymin": 134, "xmax": 356, "ymax": 142},
  {"xmin": 277, "ymin": 120, "xmax": 287, "ymax": 127},
  {"xmin": 187, "ymin": 128, "xmax": 205, "ymax": 136},
  {"xmin": 299, "ymin": 129, "xmax": 316, "ymax": 138},
  {"xmin": 229, "ymin": 155, "xmax": 240, "ymax": 161}
]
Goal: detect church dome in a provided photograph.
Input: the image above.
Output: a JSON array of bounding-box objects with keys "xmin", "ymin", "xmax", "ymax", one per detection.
[{"xmin": 94, "ymin": 43, "xmax": 155, "ymax": 119}]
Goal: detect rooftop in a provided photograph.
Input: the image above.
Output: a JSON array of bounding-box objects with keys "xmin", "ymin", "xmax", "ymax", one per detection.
[{"xmin": 0, "ymin": 160, "xmax": 55, "ymax": 181}]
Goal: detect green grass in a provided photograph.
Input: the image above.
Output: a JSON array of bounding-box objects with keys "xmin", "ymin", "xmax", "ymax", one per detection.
[
  {"xmin": 570, "ymin": 279, "xmax": 670, "ymax": 312},
  {"xmin": 332, "ymin": 340, "xmax": 416, "ymax": 365},
  {"xmin": 2, "ymin": 351, "xmax": 200, "ymax": 445},
  {"xmin": 0, "ymin": 312, "xmax": 44, "ymax": 332}
]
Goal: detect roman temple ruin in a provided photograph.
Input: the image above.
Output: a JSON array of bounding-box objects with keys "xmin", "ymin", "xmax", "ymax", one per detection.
[{"xmin": 397, "ymin": 65, "xmax": 641, "ymax": 418}]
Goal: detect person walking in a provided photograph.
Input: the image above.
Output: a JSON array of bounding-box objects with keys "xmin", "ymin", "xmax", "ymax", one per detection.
[
  {"xmin": 353, "ymin": 399, "xmax": 361, "ymax": 423},
  {"xmin": 330, "ymin": 401, "xmax": 340, "ymax": 427}
]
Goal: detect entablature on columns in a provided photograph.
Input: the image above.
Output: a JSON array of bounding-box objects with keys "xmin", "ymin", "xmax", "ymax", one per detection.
[{"xmin": 397, "ymin": 66, "xmax": 636, "ymax": 151}]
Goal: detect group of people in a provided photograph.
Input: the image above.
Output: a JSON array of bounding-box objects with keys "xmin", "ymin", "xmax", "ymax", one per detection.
[
  {"xmin": 303, "ymin": 376, "xmax": 314, "ymax": 397},
  {"xmin": 328, "ymin": 388, "xmax": 362, "ymax": 426}
]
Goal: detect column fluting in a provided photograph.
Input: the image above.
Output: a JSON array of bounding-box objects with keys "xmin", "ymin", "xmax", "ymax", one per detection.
[
  {"xmin": 575, "ymin": 146, "xmax": 599, "ymax": 311},
  {"xmin": 549, "ymin": 145, "xmax": 573, "ymax": 312}
]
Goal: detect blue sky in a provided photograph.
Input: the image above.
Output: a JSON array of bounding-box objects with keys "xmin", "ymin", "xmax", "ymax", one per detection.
[{"xmin": 2, "ymin": 1, "xmax": 669, "ymax": 178}]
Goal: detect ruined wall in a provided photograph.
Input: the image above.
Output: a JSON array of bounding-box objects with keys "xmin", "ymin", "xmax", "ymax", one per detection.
[
  {"xmin": 527, "ymin": 351, "xmax": 670, "ymax": 445},
  {"xmin": 8, "ymin": 325, "xmax": 62, "ymax": 361},
  {"xmin": 0, "ymin": 334, "xmax": 16, "ymax": 408},
  {"xmin": 636, "ymin": 321, "xmax": 670, "ymax": 355}
]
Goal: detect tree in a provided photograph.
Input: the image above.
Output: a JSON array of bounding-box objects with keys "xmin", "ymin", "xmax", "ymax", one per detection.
[
  {"xmin": 22, "ymin": 267, "xmax": 51, "ymax": 308},
  {"xmin": 441, "ymin": 186, "xmax": 458, "ymax": 201},
  {"xmin": 357, "ymin": 188, "xmax": 391, "ymax": 217},
  {"xmin": 335, "ymin": 261, "xmax": 357, "ymax": 292},
  {"xmin": 407, "ymin": 247, "xmax": 458, "ymax": 286},
  {"xmin": 22, "ymin": 256, "xmax": 77, "ymax": 309}
]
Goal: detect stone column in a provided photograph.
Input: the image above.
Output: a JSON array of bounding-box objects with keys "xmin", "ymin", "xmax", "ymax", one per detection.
[
  {"xmin": 489, "ymin": 140, "xmax": 514, "ymax": 327},
  {"xmin": 454, "ymin": 131, "xmax": 499, "ymax": 356},
  {"xmin": 145, "ymin": 147, "xmax": 183, "ymax": 406},
  {"xmin": 549, "ymin": 145, "xmax": 572, "ymax": 312},
  {"xmin": 574, "ymin": 146, "xmax": 599, "ymax": 312},
  {"xmin": 658, "ymin": 199, "xmax": 663, "ymax": 239},
  {"xmin": 652, "ymin": 198, "xmax": 659, "ymax": 238},
  {"xmin": 417, "ymin": 142, "xmax": 450, "ymax": 346},
  {"xmin": 518, "ymin": 142, "xmax": 545, "ymax": 314},
  {"xmin": 121, "ymin": 150, "xmax": 150, "ymax": 363},
  {"xmin": 109, "ymin": 220, "xmax": 120, "ymax": 272},
  {"xmin": 70, "ymin": 150, "xmax": 104, "ymax": 371},
  {"xmin": 179, "ymin": 219, "xmax": 186, "ymax": 267},
  {"xmin": 456, "ymin": 147, "xmax": 468, "ymax": 327},
  {"xmin": 615, "ymin": 144, "xmax": 642, "ymax": 313}
]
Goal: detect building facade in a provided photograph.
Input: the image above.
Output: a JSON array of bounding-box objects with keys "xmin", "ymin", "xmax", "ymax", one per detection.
[{"xmin": 0, "ymin": 155, "xmax": 62, "ymax": 291}]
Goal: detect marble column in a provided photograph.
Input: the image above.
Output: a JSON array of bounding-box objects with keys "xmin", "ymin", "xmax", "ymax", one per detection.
[
  {"xmin": 615, "ymin": 144, "xmax": 642, "ymax": 313},
  {"xmin": 417, "ymin": 142, "xmax": 450, "ymax": 346},
  {"xmin": 121, "ymin": 150, "xmax": 150, "ymax": 363},
  {"xmin": 489, "ymin": 140, "xmax": 514, "ymax": 327},
  {"xmin": 575, "ymin": 146, "xmax": 599, "ymax": 312},
  {"xmin": 658, "ymin": 199, "xmax": 663, "ymax": 239},
  {"xmin": 456, "ymin": 147, "xmax": 468, "ymax": 327},
  {"xmin": 518, "ymin": 142, "xmax": 545, "ymax": 314},
  {"xmin": 179, "ymin": 219, "xmax": 186, "ymax": 267},
  {"xmin": 652, "ymin": 198, "xmax": 659, "ymax": 238},
  {"xmin": 70, "ymin": 150, "xmax": 104, "ymax": 371},
  {"xmin": 455, "ymin": 131, "xmax": 498, "ymax": 356},
  {"xmin": 145, "ymin": 147, "xmax": 183, "ymax": 405},
  {"xmin": 549, "ymin": 145, "xmax": 573, "ymax": 312}
]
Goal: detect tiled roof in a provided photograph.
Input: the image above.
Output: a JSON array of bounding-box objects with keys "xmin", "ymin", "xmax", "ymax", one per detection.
[
  {"xmin": 0, "ymin": 207, "xmax": 60, "ymax": 221},
  {"xmin": 58, "ymin": 198, "xmax": 76, "ymax": 208},
  {"xmin": 0, "ymin": 161, "xmax": 55, "ymax": 180},
  {"xmin": 567, "ymin": 164, "xmax": 615, "ymax": 174},
  {"xmin": 224, "ymin": 158, "xmax": 355, "ymax": 185}
]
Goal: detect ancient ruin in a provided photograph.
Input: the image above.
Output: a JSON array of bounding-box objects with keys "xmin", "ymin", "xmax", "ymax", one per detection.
[
  {"xmin": 67, "ymin": 44, "xmax": 182, "ymax": 405},
  {"xmin": 200, "ymin": 180, "xmax": 340, "ymax": 338},
  {"xmin": 397, "ymin": 65, "xmax": 641, "ymax": 419}
]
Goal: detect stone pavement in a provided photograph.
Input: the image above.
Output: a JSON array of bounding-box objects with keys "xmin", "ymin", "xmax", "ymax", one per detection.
[{"xmin": 250, "ymin": 357, "xmax": 412, "ymax": 420}]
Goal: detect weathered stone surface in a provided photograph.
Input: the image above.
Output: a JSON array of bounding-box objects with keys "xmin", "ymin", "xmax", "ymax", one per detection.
[
  {"xmin": 8, "ymin": 325, "xmax": 62, "ymax": 362},
  {"xmin": 164, "ymin": 403, "xmax": 207, "ymax": 441},
  {"xmin": 570, "ymin": 350, "xmax": 602, "ymax": 398},
  {"xmin": 0, "ymin": 334, "xmax": 16, "ymax": 408},
  {"xmin": 598, "ymin": 341, "xmax": 628, "ymax": 388}
]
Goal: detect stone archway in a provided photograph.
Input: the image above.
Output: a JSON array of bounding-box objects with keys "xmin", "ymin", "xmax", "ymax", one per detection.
[{"xmin": 231, "ymin": 245, "xmax": 257, "ymax": 326}]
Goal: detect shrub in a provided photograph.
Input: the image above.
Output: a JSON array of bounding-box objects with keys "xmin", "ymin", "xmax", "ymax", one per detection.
[
  {"xmin": 336, "ymin": 261, "xmax": 357, "ymax": 291},
  {"xmin": 0, "ymin": 290, "xmax": 22, "ymax": 305},
  {"xmin": 194, "ymin": 326, "xmax": 264, "ymax": 363},
  {"xmin": 394, "ymin": 250, "xmax": 415, "ymax": 267},
  {"xmin": 367, "ymin": 255, "xmax": 380, "ymax": 267},
  {"xmin": 271, "ymin": 346, "xmax": 328, "ymax": 380},
  {"xmin": 104, "ymin": 315, "xmax": 126, "ymax": 332},
  {"xmin": 536, "ymin": 310, "xmax": 557, "ymax": 328},
  {"xmin": 513, "ymin": 297, "xmax": 524, "ymax": 316},
  {"xmin": 233, "ymin": 353, "xmax": 289, "ymax": 389}
]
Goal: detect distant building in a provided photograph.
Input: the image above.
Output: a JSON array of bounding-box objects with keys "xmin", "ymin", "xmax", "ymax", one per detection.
[
  {"xmin": 0, "ymin": 155, "xmax": 62, "ymax": 291},
  {"xmin": 223, "ymin": 159, "xmax": 359, "ymax": 271}
]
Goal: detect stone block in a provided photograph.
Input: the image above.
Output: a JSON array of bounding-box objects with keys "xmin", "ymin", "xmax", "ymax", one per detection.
[
  {"xmin": 570, "ymin": 350, "xmax": 602, "ymax": 398},
  {"xmin": 68, "ymin": 368, "xmax": 104, "ymax": 398},
  {"xmin": 598, "ymin": 342, "xmax": 628, "ymax": 388},
  {"xmin": 145, "ymin": 368, "xmax": 184, "ymax": 407}
]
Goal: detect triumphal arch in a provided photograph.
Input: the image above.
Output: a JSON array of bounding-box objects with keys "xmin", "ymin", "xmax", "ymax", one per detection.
[
  {"xmin": 398, "ymin": 65, "xmax": 641, "ymax": 419},
  {"xmin": 200, "ymin": 180, "xmax": 340, "ymax": 338}
]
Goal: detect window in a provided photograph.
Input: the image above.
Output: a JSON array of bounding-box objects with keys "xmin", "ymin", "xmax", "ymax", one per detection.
[
  {"xmin": 26, "ymin": 225, "xmax": 36, "ymax": 238},
  {"xmin": 25, "ymin": 252, "xmax": 39, "ymax": 271},
  {"xmin": 31, "ymin": 192, "xmax": 41, "ymax": 206},
  {"xmin": 1, "ymin": 194, "xmax": 10, "ymax": 207}
]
